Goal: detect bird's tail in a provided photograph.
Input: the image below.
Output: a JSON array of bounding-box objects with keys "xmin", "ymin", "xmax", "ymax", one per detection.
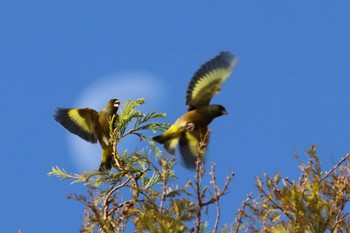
[
  {"xmin": 152, "ymin": 135, "xmax": 167, "ymax": 144},
  {"xmin": 99, "ymin": 147, "xmax": 114, "ymax": 171},
  {"xmin": 153, "ymin": 134, "xmax": 179, "ymax": 155}
]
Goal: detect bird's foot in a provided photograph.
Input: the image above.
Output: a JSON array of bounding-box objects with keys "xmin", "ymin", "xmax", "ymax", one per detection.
[{"xmin": 186, "ymin": 122, "xmax": 195, "ymax": 131}]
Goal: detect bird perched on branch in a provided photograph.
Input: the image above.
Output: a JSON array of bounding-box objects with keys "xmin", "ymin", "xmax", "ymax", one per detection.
[
  {"xmin": 54, "ymin": 99, "xmax": 120, "ymax": 171},
  {"xmin": 153, "ymin": 51, "xmax": 238, "ymax": 169}
]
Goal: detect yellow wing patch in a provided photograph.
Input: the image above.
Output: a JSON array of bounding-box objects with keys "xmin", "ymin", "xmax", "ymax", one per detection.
[
  {"xmin": 186, "ymin": 51, "xmax": 238, "ymax": 110},
  {"xmin": 54, "ymin": 108, "xmax": 99, "ymax": 143},
  {"xmin": 68, "ymin": 108, "xmax": 98, "ymax": 134},
  {"xmin": 189, "ymin": 68, "xmax": 230, "ymax": 107}
]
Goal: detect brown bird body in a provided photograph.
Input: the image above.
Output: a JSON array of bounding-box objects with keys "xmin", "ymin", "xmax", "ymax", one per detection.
[
  {"xmin": 54, "ymin": 99, "xmax": 120, "ymax": 171},
  {"xmin": 155, "ymin": 105, "xmax": 226, "ymax": 144},
  {"xmin": 153, "ymin": 51, "xmax": 238, "ymax": 168}
]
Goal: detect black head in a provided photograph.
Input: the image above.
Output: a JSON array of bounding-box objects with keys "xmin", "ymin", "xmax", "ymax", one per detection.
[
  {"xmin": 210, "ymin": 104, "xmax": 228, "ymax": 117},
  {"xmin": 104, "ymin": 99, "xmax": 120, "ymax": 113}
]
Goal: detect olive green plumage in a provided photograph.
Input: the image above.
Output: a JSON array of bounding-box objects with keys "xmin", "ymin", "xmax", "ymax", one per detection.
[
  {"xmin": 153, "ymin": 51, "xmax": 238, "ymax": 168},
  {"xmin": 54, "ymin": 99, "xmax": 120, "ymax": 171}
]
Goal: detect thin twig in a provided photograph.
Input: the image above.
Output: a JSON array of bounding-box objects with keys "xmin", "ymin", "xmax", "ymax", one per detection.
[
  {"xmin": 86, "ymin": 190, "xmax": 114, "ymax": 233},
  {"xmin": 103, "ymin": 177, "xmax": 132, "ymax": 219},
  {"xmin": 260, "ymin": 187, "xmax": 294, "ymax": 220},
  {"xmin": 233, "ymin": 192, "xmax": 253, "ymax": 233},
  {"xmin": 194, "ymin": 131, "xmax": 209, "ymax": 233},
  {"xmin": 210, "ymin": 163, "xmax": 220, "ymax": 233},
  {"xmin": 202, "ymin": 172, "xmax": 235, "ymax": 206},
  {"xmin": 159, "ymin": 156, "xmax": 168, "ymax": 213},
  {"xmin": 331, "ymin": 214, "xmax": 350, "ymax": 232},
  {"xmin": 337, "ymin": 214, "xmax": 350, "ymax": 224},
  {"xmin": 321, "ymin": 153, "xmax": 350, "ymax": 181},
  {"xmin": 195, "ymin": 157, "xmax": 203, "ymax": 233}
]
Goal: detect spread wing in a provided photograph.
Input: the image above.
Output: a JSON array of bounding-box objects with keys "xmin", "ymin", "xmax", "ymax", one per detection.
[
  {"xmin": 186, "ymin": 51, "xmax": 238, "ymax": 110},
  {"xmin": 54, "ymin": 108, "xmax": 100, "ymax": 143}
]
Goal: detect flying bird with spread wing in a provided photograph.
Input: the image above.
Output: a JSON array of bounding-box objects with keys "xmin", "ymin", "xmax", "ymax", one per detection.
[
  {"xmin": 54, "ymin": 99, "xmax": 120, "ymax": 171},
  {"xmin": 153, "ymin": 51, "xmax": 238, "ymax": 168}
]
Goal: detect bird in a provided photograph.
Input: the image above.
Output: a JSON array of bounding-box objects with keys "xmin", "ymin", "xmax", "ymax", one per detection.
[
  {"xmin": 54, "ymin": 99, "xmax": 120, "ymax": 171},
  {"xmin": 153, "ymin": 51, "xmax": 238, "ymax": 169}
]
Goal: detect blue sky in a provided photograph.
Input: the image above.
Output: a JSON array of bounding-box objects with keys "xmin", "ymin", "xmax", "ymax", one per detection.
[{"xmin": 1, "ymin": 1, "xmax": 350, "ymax": 232}]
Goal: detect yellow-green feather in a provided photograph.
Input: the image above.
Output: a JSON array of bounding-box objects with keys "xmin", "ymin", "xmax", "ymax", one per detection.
[
  {"xmin": 99, "ymin": 146, "xmax": 114, "ymax": 171},
  {"xmin": 54, "ymin": 108, "xmax": 99, "ymax": 143},
  {"xmin": 68, "ymin": 108, "xmax": 98, "ymax": 134},
  {"xmin": 189, "ymin": 68, "xmax": 231, "ymax": 107},
  {"xmin": 186, "ymin": 51, "xmax": 238, "ymax": 110},
  {"xmin": 179, "ymin": 131, "xmax": 203, "ymax": 169},
  {"xmin": 164, "ymin": 138, "xmax": 179, "ymax": 155},
  {"xmin": 153, "ymin": 124, "xmax": 182, "ymax": 155}
]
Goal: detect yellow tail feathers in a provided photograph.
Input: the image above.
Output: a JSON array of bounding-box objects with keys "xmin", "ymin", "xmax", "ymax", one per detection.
[
  {"xmin": 99, "ymin": 147, "xmax": 114, "ymax": 171},
  {"xmin": 153, "ymin": 135, "xmax": 179, "ymax": 155}
]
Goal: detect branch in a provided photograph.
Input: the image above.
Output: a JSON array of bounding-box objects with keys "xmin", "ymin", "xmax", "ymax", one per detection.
[
  {"xmin": 233, "ymin": 192, "xmax": 253, "ymax": 233},
  {"xmin": 331, "ymin": 214, "xmax": 350, "ymax": 232},
  {"xmin": 210, "ymin": 163, "xmax": 220, "ymax": 233},
  {"xmin": 259, "ymin": 182, "xmax": 294, "ymax": 220},
  {"xmin": 202, "ymin": 171, "xmax": 235, "ymax": 206},
  {"xmin": 195, "ymin": 157, "xmax": 204, "ymax": 233},
  {"xmin": 103, "ymin": 177, "xmax": 132, "ymax": 219},
  {"xmin": 159, "ymin": 156, "xmax": 168, "ymax": 213},
  {"xmin": 321, "ymin": 153, "xmax": 350, "ymax": 181}
]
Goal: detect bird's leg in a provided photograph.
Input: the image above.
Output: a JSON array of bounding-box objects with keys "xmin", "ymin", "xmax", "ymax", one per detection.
[{"xmin": 185, "ymin": 122, "xmax": 196, "ymax": 132}]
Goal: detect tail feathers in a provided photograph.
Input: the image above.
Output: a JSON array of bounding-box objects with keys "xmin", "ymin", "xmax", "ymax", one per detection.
[
  {"xmin": 152, "ymin": 135, "xmax": 167, "ymax": 144},
  {"xmin": 164, "ymin": 138, "xmax": 179, "ymax": 155},
  {"xmin": 153, "ymin": 134, "xmax": 179, "ymax": 155},
  {"xmin": 99, "ymin": 147, "xmax": 114, "ymax": 171},
  {"xmin": 99, "ymin": 160, "xmax": 112, "ymax": 171}
]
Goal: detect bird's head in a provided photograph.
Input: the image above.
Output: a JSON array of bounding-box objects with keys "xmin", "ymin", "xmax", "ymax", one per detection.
[
  {"xmin": 104, "ymin": 99, "xmax": 120, "ymax": 113},
  {"xmin": 209, "ymin": 104, "xmax": 228, "ymax": 117}
]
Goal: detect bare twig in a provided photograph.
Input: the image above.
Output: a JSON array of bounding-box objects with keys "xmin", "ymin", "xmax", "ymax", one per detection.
[
  {"xmin": 159, "ymin": 156, "xmax": 168, "ymax": 213},
  {"xmin": 337, "ymin": 214, "xmax": 350, "ymax": 224},
  {"xmin": 85, "ymin": 190, "xmax": 114, "ymax": 233},
  {"xmin": 194, "ymin": 131, "xmax": 210, "ymax": 233},
  {"xmin": 202, "ymin": 171, "xmax": 235, "ymax": 206},
  {"xmin": 103, "ymin": 177, "xmax": 132, "ymax": 219},
  {"xmin": 233, "ymin": 192, "xmax": 253, "ymax": 233},
  {"xmin": 210, "ymin": 163, "xmax": 220, "ymax": 233},
  {"xmin": 195, "ymin": 157, "xmax": 203, "ymax": 233},
  {"xmin": 331, "ymin": 214, "xmax": 350, "ymax": 232},
  {"xmin": 321, "ymin": 153, "xmax": 350, "ymax": 181}
]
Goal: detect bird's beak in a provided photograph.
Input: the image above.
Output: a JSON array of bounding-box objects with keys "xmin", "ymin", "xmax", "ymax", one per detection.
[
  {"xmin": 114, "ymin": 100, "xmax": 120, "ymax": 108},
  {"xmin": 222, "ymin": 110, "xmax": 228, "ymax": 115}
]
